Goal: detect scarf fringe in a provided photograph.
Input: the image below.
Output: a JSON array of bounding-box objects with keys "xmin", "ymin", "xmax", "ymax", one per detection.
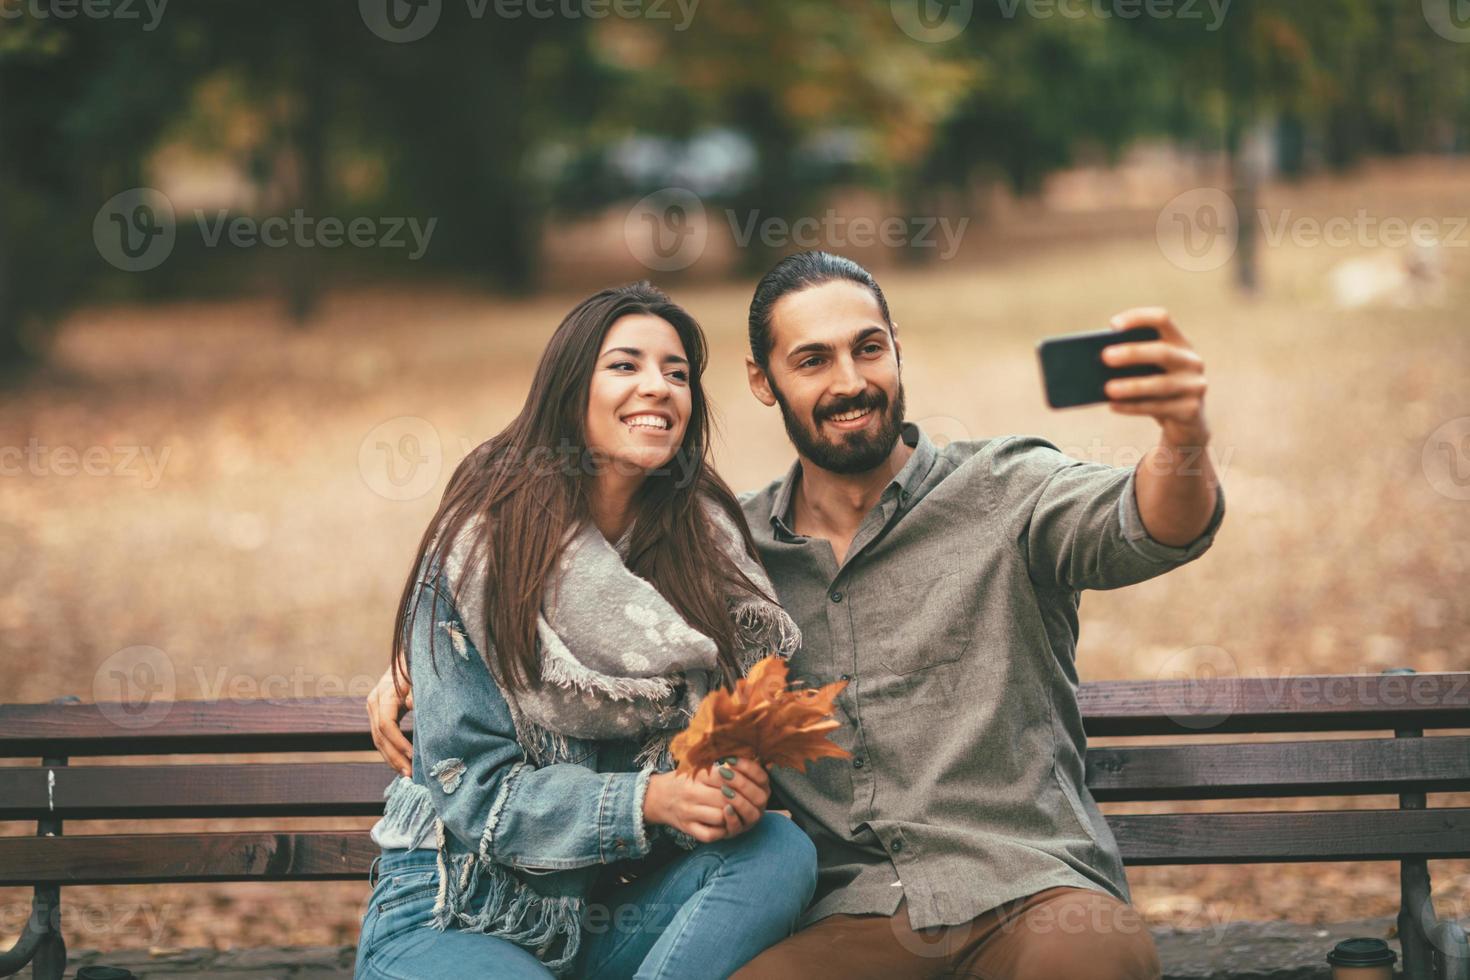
[
  {"xmin": 538, "ymin": 624, "xmax": 678, "ymax": 703},
  {"xmin": 731, "ymin": 597, "xmax": 803, "ymax": 671}
]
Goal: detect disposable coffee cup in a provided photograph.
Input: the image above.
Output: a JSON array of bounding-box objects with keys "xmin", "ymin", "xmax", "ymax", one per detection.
[{"xmin": 1326, "ymin": 937, "xmax": 1397, "ymax": 979}]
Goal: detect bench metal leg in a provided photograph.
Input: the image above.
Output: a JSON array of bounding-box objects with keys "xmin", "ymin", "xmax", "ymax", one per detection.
[
  {"xmin": 0, "ymin": 737, "xmax": 71, "ymax": 980},
  {"xmin": 1387, "ymin": 668, "xmax": 1468, "ymax": 980},
  {"xmin": 0, "ymin": 885, "xmax": 62, "ymax": 979}
]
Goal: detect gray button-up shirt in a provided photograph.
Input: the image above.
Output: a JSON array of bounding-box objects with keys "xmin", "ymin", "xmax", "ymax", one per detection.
[{"xmin": 740, "ymin": 422, "xmax": 1225, "ymax": 929}]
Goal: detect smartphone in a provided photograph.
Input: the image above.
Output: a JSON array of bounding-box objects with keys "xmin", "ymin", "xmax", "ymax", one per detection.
[{"xmin": 1037, "ymin": 326, "xmax": 1163, "ymax": 409}]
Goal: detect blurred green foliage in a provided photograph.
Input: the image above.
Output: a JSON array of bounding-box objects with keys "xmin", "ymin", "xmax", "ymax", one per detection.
[{"xmin": 1, "ymin": 0, "xmax": 1465, "ymax": 369}]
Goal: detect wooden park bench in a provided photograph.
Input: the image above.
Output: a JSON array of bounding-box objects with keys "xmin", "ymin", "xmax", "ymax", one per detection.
[{"xmin": 2, "ymin": 668, "xmax": 1467, "ymax": 980}]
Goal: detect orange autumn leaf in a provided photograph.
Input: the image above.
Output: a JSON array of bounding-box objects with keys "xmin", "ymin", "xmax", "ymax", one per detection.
[{"xmin": 671, "ymin": 656, "xmax": 850, "ymax": 775}]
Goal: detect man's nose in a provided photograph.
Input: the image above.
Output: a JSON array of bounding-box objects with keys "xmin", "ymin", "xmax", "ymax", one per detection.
[{"xmin": 828, "ymin": 356, "xmax": 865, "ymax": 397}]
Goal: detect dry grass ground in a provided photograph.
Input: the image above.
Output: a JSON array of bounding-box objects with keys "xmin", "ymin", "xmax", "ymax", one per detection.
[{"xmin": 1, "ymin": 158, "xmax": 1467, "ymax": 954}]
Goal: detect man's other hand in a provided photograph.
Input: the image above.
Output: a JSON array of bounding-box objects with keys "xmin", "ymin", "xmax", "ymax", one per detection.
[{"xmin": 368, "ymin": 668, "xmax": 414, "ymax": 778}]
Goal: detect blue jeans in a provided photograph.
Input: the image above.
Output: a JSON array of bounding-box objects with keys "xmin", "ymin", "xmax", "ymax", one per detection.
[{"xmin": 356, "ymin": 813, "xmax": 817, "ymax": 980}]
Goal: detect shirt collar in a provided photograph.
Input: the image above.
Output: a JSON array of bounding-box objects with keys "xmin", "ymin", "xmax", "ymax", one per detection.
[{"xmin": 769, "ymin": 421, "xmax": 936, "ymax": 539}]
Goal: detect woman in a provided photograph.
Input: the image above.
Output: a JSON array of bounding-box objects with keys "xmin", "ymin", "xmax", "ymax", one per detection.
[{"xmin": 356, "ymin": 283, "xmax": 817, "ymax": 980}]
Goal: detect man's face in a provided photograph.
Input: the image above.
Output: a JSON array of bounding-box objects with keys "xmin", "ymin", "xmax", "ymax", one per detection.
[{"xmin": 748, "ymin": 280, "xmax": 906, "ymax": 475}]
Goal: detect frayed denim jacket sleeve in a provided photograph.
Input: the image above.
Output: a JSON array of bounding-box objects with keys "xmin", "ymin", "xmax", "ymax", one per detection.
[{"xmin": 407, "ymin": 574, "xmax": 655, "ymax": 872}]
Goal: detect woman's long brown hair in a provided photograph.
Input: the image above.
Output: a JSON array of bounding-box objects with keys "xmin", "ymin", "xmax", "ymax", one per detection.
[{"xmin": 390, "ymin": 282, "xmax": 769, "ymax": 697}]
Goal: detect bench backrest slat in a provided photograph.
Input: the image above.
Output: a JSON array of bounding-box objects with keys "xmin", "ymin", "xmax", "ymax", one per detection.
[
  {"xmin": 0, "ymin": 762, "xmax": 397, "ymax": 820},
  {"xmin": 1086, "ymin": 735, "xmax": 1470, "ymax": 801},
  {"xmin": 3, "ymin": 734, "xmax": 1467, "ymax": 821},
  {"xmin": 3, "ymin": 674, "xmax": 1466, "ymax": 756}
]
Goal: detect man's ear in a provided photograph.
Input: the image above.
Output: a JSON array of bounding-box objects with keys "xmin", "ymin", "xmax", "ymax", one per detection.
[
  {"xmin": 890, "ymin": 321, "xmax": 902, "ymax": 365},
  {"xmin": 746, "ymin": 356, "xmax": 778, "ymax": 407}
]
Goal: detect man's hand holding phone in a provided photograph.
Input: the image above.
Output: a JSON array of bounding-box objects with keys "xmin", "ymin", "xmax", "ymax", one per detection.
[
  {"xmin": 1099, "ymin": 307, "xmax": 1210, "ymax": 447},
  {"xmin": 1038, "ymin": 307, "xmax": 1218, "ymax": 548}
]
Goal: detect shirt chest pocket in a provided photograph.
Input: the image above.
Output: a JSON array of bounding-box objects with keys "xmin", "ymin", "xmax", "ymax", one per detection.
[{"xmin": 867, "ymin": 550, "xmax": 978, "ymax": 676}]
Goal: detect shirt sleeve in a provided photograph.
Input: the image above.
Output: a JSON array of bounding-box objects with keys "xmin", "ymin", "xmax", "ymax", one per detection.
[
  {"xmin": 406, "ymin": 574, "xmax": 654, "ymax": 872},
  {"xmin": 991, "ymin": 435, "xmax": 1225, "ymax": 592}
]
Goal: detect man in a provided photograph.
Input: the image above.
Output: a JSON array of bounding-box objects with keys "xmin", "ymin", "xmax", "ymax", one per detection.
[{"xmin": 369, "ymin": 251, "xmax": 1223, "ymax": 979}]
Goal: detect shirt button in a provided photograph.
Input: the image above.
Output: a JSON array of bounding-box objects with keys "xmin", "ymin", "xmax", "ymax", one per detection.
[
  {"xmin": 830, "ymin": 591, "xmax": 844, "ymax": 603},
  {"xmin": 890, "ymin": 839, "xmax": 904, "ymax": 853},
  {"xmin": 840, "ymin": 673, "xmax": 852, "ymax": 682},
  {"xmin": 852, "ymin": 757, "xmax": 865, "ymax": 769}
]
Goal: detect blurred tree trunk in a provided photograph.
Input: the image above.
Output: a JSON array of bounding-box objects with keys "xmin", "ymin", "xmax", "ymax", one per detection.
[
  {"xmin": 284, "ymin": 16, "xmax": 329, "ymax": 327},
  {"xmin": 1224, "ymin": 4, "xmax": 1260, "ymax": 296},
  {"xmin": 728, "ymin": 88, "xmax": 800, "ymax": 276}
]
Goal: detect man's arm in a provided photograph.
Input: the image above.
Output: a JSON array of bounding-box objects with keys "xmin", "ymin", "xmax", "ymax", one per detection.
[{"xmin": 1101, "ymin": 307, "xmax": 1219, "ymax": 547}]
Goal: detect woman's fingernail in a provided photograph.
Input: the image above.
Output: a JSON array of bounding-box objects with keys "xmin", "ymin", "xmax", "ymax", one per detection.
[
  {"xmin": 719, "ymin": 766, "xmax": 735, "ymax": 780},
  {"xmin": 722, "ymin": 785, "xmax": 736, "ymax": 799},
  {"xmin": 725, "ymin": 804, "xmax": 736, "ymax": 816}
]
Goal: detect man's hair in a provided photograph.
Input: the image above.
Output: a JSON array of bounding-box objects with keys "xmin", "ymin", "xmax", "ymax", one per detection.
[{"xmin": 747, "ymin": 251, "xmax": 895, "ymax": 369}]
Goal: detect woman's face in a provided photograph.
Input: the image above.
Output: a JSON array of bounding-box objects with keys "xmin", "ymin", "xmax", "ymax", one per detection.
[{"xmin": 584, "ymin": 314, "xmax": 693, "ymax": 477}]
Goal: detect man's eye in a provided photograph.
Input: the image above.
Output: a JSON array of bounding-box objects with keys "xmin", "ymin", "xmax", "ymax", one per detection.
[
  {"xmin": 860, "ymin": 343, "xmax": 882, "ymax": 355},
  {"xmin": 800, "ymin": 357, "xmax": 823, "ymax": 369}
]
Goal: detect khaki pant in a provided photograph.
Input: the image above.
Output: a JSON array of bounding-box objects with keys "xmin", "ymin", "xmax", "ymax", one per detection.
[{"xmin": 731, "ymin": 887, "xmax": 1162, "ymax": 980}]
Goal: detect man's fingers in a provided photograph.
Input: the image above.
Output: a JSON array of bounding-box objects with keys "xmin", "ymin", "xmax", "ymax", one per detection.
[
  {"xmin": 1102, "ymin": 341, "xmax": 1200, "ymax": 371},
  {"xmin": 1109, "ymin": 307, "xmax": 1185, "ymax": 344},
  {"xmin": 1108, "ymin": 396, "xmax": 1202, "ymax": 421},
  {"xmin": 1105, "ymin": 374, "xmax": 1206, "ymax": 402},
  {"xmin": 374, "ymin": 680, "xmax": 416, "ymax": 776}
]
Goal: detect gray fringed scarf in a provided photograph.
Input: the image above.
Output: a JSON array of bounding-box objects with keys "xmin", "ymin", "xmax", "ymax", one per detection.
[{"xmin": 443, "ymin": 498, "xmax": 801, "ymax": 768}]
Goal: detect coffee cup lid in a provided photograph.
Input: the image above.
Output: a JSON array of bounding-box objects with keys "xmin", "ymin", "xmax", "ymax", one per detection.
[{"xmin": 1326, "ymin": 937, "xmax": 1398, "ymax": 966}]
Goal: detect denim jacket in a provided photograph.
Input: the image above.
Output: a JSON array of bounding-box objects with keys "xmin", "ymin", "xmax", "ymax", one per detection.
[{"xmin": 369, "ymin": 567, "xmax": 680, "ymax": 975}]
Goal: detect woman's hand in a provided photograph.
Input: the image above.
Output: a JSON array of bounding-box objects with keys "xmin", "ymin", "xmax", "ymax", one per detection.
[
  {"xmin": 694, "ymin": 757, "xmax": 770, "ymax": 837},
  {"xmin": 368, "ymin": 667, "xmax": 414, "ymax": 778},
  {"xmin": 644, "ymin": 757, "xmax": 770, "ymax": 843}
]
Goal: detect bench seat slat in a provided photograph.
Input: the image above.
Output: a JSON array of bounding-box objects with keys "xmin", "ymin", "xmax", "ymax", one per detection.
[
  {"xmin": 1087, "ymin": 735, "xmax": 1470, "ymax": 801},
  {"xmin": 2, "ymin": 674, "xmax": 1467, "ymax": 756}
]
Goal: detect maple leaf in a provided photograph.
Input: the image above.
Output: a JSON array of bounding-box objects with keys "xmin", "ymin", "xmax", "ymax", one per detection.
[{"xmin": 671, "ymin": 656, "xmax": 850, "ymax": 775}]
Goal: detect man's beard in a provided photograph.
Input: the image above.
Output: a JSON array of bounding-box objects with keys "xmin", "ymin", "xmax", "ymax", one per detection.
[{"xmin": 772, "ymin": 379, "xmax": 906, "ymax": 476}]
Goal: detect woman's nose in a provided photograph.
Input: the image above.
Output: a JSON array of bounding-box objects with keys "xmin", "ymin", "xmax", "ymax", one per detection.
[{"xmin": 637, "ymin": 367, "xmax": 671, "ymax": 397}]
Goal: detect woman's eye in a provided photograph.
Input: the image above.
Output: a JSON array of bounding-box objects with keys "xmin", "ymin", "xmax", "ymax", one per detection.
[
  {"xmin": 668, "ymin": 370, "xmax": 689, "ymax": 383},
  {"xmin": 610, "ymin": 361, "xmax": 635, "ymax": 371}
]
